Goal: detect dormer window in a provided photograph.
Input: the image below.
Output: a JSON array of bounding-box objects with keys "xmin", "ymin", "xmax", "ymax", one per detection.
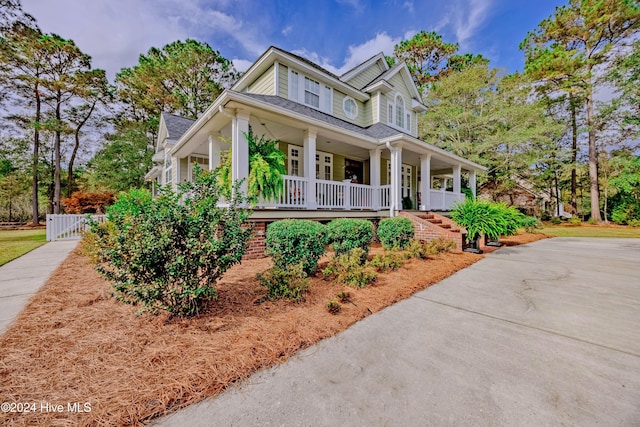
[{"xmin": 288, "ymin": 67, "xmax": 332, "ymax": 114}]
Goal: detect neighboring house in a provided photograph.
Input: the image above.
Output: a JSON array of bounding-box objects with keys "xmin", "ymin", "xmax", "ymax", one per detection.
[{"xmin": 145, "ymin": 46, "xmax": 486, "ymax": 255}]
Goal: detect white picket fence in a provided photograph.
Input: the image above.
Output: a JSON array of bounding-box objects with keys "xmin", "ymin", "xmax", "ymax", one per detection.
[{"xmin": 46, "ymin": 214, "xmax": 107, "ymax": 241}]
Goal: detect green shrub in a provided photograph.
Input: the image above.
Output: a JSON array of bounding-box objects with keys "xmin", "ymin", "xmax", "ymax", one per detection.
[
  {"xmin": 587, "ymin": 217, "xmax": 598, "ymax": 225},
  {"xmin": 368, "ymin": 252, "xmax": 405, "ymax": 272},
  {"xmin": 520, "ymin": 215, "xmax": 542, "ymax": 232},
  {"xmin": 568, "ymin": 216, "xmax": 582, "ymax": 225},
  {"xmin": 377, "ymin": 217, "xmax": 414, "ymax": 249},
  {"xmin": 424, "ymin": 238, "xmax": 457, "ymax": 255},
  {"xmin": 496, "ymin": 204, "xmax": 525, "ymax": 238},
  {"xmin": 628, "ymin": 219, "xmax": 640, "ymax": 227},
  {"xmin": 326, "ymin": 218, "xmax": 374, "ymax": 261},
  {"xmin": 452, "ymin": 199, "xmax": 498, "ymax": 241},
  {"xmin": 87, "ymin": 171, "xmax": 252, "ymax": 317},
  {"xmin": 257, "ymin": 263, "xmax": 309, "ymax": 302},
  {"xmin": 323, "ymin": 248, "xmax": 377, "ymax": 288},
  {"xmin": 265, "ymin": 219, "xmax": 327, "ymax": 275},
  {"xmin": 550, "ymin": 216, "xmax": 562, "ymax": 225}
]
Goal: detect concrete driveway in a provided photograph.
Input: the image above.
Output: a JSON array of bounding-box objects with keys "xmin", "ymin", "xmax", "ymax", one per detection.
[{"xmin": 154, "ymin": 238, "xmax": 640, "ymax": 427}]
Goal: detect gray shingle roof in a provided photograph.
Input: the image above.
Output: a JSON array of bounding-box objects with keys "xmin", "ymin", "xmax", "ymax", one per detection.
[
  {"xmin": 241, "ymin": 93, "xmax": 410, "ymax": 140},
  {"xmin": 162, "ymin": 112, "xmax": 195, "ymax": 140}
]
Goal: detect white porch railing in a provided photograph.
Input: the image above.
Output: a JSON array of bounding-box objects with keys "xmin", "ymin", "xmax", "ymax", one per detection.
[
  {"xmin": 254, "ymin": 175, "xmax": 462, "ymax": 211},
  {"xmin": 46, "ymin": 214, "xmax": 107, "ymax": 241},
  {"xmin": 429, "ymin": 189, "xmax": 465, "ymax": 210}
]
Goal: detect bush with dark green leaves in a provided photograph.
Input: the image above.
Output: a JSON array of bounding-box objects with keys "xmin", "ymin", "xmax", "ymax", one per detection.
[
  {"xmin": 520, "ymin": 215, "xmax": 543, "ymax": 232},
  {"xmin": 265, "ymin": 219, "xmax": 327, "ymax": 274},
  {"xmin": 377, "ymin": 217, "xmax": 415, "ymax": 249},
  {"xmin": 257, "ymin": 263, "xmax": 309, "ymax": 302},
  {"xmin": 327, "ymin": 218, "xmax": 374, "ymax": 261},
  {"xmin": 86, "ymin": 171, "xmax": 252, "ymax": 316}
]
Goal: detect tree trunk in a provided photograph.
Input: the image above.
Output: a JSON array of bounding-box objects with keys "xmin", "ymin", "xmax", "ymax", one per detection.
[
  {"xmin": 570, "ymin": 93, "xmax": 578, "ymax": 214},
  {"xmin": 54, "ymin": 93, "xmax": 62, "ymax": 214},
  {"xmin": 31, "ymin": 83, "xmax": 41, "ymax": 225},
  {"xmin": 585, "ymin": 75, "xmax": 601, "ymax": 222},
  {"xmin": 66, "ymin": 102, "xmax": 95, "ymax": 198}
]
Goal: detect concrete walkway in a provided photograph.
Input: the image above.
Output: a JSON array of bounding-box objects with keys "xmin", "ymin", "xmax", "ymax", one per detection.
[
  {"xmin": 154, "ymin": 238, "xmax": 640, "ymax": 427},
  {"xmin": 0, "ymin": 240, "xmax": 78, "ymax": 334}
]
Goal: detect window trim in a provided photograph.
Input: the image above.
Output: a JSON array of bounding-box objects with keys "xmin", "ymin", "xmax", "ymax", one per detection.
[
  {"xmin": 288, "ymin": 67, "xmax": 333, "ymax": 114},
  {"xmin": 343, "ymin": 96, "xmax": 358, "ymax": 120}
]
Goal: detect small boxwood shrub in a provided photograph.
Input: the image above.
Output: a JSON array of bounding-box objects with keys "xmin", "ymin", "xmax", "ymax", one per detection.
[
  {"xmin": 550, "ymin": 216, "xmax": 562, "ymax": 225},
  {"xmin": 326, "ymin": 218, "xmax": 374, "ymax": 261},
  {"xmin": 368, "ymin": 252, "xmax": 405, "ymax": 273},
  {"xmin": 377, "ymin": 217, "xmax": 414, "ymax": 249},
  {"xmin": 257, "ymin": 263, "xmax": 309, "ymax": 302},
  {"xmin": 323, "ymin": 248, "xmax": 377, "ymax": 288},
  {"xmin": 265, "ymin": 219, "xmax": 327, "ymax": 274}
]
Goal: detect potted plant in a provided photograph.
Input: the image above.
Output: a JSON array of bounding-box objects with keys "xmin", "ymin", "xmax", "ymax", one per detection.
[{"xmin": 451, "ymin": 199, "xmax": 506, "ymax": 254}]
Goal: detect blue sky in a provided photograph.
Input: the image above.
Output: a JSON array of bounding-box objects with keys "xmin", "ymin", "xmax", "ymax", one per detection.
[{"xmin": 21, "ymin": 0, "xmax": 567, "ymax": 79}]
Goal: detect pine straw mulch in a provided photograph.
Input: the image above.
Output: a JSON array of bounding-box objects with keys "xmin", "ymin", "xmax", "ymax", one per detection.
[{"xmin": 0, "ymin": 232, "xmax": 547, "ymax": 426}]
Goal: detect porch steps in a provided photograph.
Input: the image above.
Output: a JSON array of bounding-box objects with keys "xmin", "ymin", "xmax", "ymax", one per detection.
[{"xmin": 398, "ymin": 212, "xmax": 466, "ymax": 252}]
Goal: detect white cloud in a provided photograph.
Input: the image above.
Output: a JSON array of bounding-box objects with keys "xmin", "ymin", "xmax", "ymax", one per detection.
[
  {"xmin": 452, "ymin": 0, "xmax": 493, "ymax": 48},
  {"xmin": 20, "ymin": 0, "xmax": 267, "ymax": 79},
  {"xmin": 293, "ymin": 32, "xmax": 400, "ymax": 76},
  {"xmin": 232, "ymin": 58, "xmax": 253, "ymax": 72},
  {"xmin": 403, "ymin": 1, "xmax": 414, "ymax": 13},
  {"xmin": 282, "ymin": 25, "xmax": 292, "ymax": 36},
  {"xmin": 336, "ymin": 0, "xmax": 364, "ymax": 12}
]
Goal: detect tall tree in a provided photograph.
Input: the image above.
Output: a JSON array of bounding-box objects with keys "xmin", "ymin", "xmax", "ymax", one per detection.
[
  {"xmin": 64, "ymin": 69, "xmax": 113, "ymax": 197},
  {"xmin": 0, "ymin": 24, "xmax": 47, "ymax": 224},
  {"xmin": 419, "ymin": 64, "xmax": 562, "ymax": 202},
  {"xmin": 0, "ymin": 0, "xmax": 35, "ymax": 34},
  {"xmin": 608, "ymin": 39, "xmax": 640, "ymax": 129},
  {"xmin": 393, "ymin": 31, "xmax": 458, "ymax": 89},
  {"xmin": 521, "ymin": 0, "xmax": 640, "ymax": 222},
  {"xmin": 116, "ymin": 39, "xmax": 238, "ymax": 126},
  {"xmin": 39, "ymin": 34, "xmax": 92, "ymax": 213}
]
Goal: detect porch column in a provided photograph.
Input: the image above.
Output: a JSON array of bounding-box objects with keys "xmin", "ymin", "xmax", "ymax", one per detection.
[
  {"xmin": 390, "ymin": 144, "xmax": 403, "ymax": 214},
  {"xmin": 369, "ymin": 148, "xmax": 381, "ymax": 210},
  {"xmin": 303, "ymin": 129, "xmax": 317, "ymax": 209},
  {"xmin": 208, "ymin": 135, "xmax": 221, "ymax": 171},
  {"xmin": 469, "ymin": 169, "xmax": 477, "ymax": 199},
  {"xmin": 232, "ymin": 110, "xmax": 250, "ymax": 193},
  {"xmin": 420, "ymin": 154, "xmax": 431, "ymax": 211},
  {"xmin": 453, "ymin": 164, "xmax": 462, "ymax": 194}
]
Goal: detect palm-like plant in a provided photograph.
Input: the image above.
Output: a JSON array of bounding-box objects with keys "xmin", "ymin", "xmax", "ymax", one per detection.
[{"xmin": 451, "ymin": 199, "xmax": 505, "ymax": 243}]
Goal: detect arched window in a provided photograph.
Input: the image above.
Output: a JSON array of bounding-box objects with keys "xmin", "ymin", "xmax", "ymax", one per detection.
[{"xmin": 395, "ymin": 95, "xmax": 405, "ymax": 128}]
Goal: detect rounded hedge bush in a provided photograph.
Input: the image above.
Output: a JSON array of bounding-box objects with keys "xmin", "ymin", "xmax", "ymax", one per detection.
[
  {"xmin": 327, "ymin": 218, "xmax": 374, "ymax": 261},
  {"xmin": 377, "ymin": 217, "xmax": 415, "ymax": 249},
  {"xmin": 265, "ymin": 219, "xmax": 327, "ymax": 274}
]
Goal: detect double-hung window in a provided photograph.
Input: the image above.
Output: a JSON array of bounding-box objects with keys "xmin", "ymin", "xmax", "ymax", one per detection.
[{"xmin": 288, "ymin": 68, "xmax": 332, "ymax": 113}]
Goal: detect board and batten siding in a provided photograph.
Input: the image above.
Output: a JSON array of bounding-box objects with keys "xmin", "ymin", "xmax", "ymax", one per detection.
[{"xmin": 247, "ymin": 64, "xmax": 275, "ymax": 95}]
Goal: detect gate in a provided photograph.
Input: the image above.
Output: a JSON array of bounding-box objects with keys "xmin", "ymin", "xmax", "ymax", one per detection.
[{"xmin": 46, "ymin": 214, "xmax": 107, "ymax": 241}]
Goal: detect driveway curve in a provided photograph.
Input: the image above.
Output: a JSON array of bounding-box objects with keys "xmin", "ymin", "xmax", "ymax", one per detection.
[{"xmin": 155, "ymin": 238, "xmax": 640, "ymax": 427}]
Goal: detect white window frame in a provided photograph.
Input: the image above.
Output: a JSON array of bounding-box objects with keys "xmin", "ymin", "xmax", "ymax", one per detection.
[
  {"xmin": 188, "ymin": 155, "xmax": 209, "ymax": 181},
  {"xmin": 316, "ymin": 151, "xmax": 333, "ymax": 181},
  {"xmin": 387, "ymin": 93, "xmax": 412, "ymax": 133},
  {"xmin": 343, "ymin": 96, "xmax": 358, "ymax": 120},
  {"xmin": 288, "ymin": 145, "xmax": 302, "ymax": 176},
  {"xmin": 288, "ymin": 67, "xmax": 333, "ymax": 114},
  {"xmin": 164, "ymin": 154, "xmax": 173, "ymax": 185},
  {"xmin": 387, "ymin": 160, "xmax": 412, "ymax": 197}
]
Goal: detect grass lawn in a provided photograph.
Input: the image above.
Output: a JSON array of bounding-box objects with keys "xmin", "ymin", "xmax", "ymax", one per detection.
[
  {"xmin": 539, "ymin": 223, "xmax": 640, "ymax": 238},
  {"xmin": 0, "ymin": 229, "xmax": 47, "ymax": 266}
]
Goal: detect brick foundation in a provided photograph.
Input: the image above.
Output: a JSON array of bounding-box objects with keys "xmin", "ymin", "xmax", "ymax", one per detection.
[
  {"xmin": 398, "ymin": 211, "xmax": 466, "ymax": 252},
  {"xmin": 243, "ymin": 221, "xmax": 267, "ymax": 260}
]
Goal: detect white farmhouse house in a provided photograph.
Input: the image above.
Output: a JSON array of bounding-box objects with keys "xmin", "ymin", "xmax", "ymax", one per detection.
[{"xmin": 145, "ymin": 46, "xmax": 486, "ymax": 255}]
